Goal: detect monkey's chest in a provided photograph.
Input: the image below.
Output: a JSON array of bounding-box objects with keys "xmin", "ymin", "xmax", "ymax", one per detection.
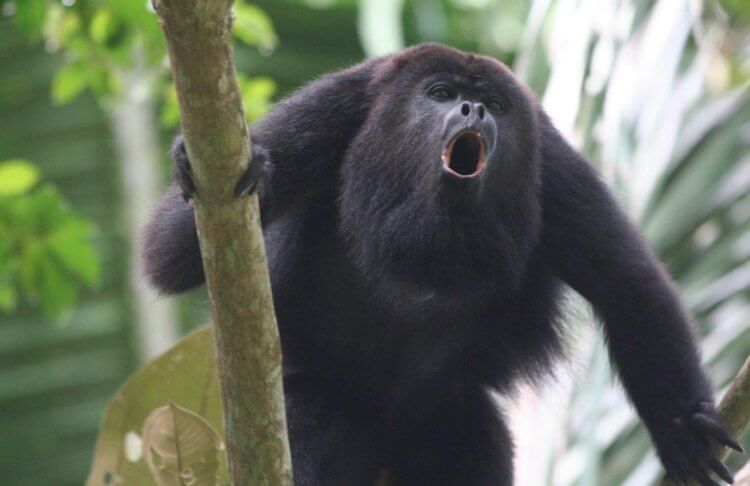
[
  {"xmin": 276, "ymin": 261, "xmax": 560, "ymax": 402},
  {"xmin": 266, "ymin": 212, "xmax": 564, "ymax": 401}
]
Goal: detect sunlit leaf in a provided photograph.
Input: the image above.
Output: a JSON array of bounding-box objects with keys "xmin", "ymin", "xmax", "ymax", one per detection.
[
  {"xmin": 90, "ymin": 9, "xmax": 117, "ymax": 45},
  {"xmin": 142, "ymin": 403, "xmax": 221, "ymax": 486},
  {"xmin": 232, "ymin": 2, "xmax": 278, "ymax": 52},
  {"xmin": 0, "ymin": 159, "xmax": 40, "ymax": 196},
  {"xmin": 160, "ymin": 84, "xmax": 180, "ymax": 128},
  {"xmin": 52, "ymin": 62, "xmax": 89, "ymax": 105},
  {"xmin": 238, "ymin": 75, "xmax": 276, "ymax": 123},
  {"xmin": 109, "ymin": 0, "xmax": 155, "ymax": 29},
  {"xmin": 42, "ymin": 3, "xmax": 82, "ymax": 48}
]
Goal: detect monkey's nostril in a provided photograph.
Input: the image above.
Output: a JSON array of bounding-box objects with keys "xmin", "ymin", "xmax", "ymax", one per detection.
[
  {"xmin": 478, "ymin": 105, "xmax": 485, "ymax": 119},
  {"xmin": 461, "ymin": 103, "xmax": 471, "ymax": 117}
]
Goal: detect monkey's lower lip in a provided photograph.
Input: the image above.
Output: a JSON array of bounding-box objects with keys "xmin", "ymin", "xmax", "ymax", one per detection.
[{"xmin": 442, "ymin": 129, "xmax": 486, "ymax": 178}]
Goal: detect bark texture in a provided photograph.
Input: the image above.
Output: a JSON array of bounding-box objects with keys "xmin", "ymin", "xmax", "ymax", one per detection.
[
  {"xmin": 151, "ymin": 1, "xmax": 293, "ymax": 484},
  {"xmin": 715, "ymin": 356, "xmax": 750, "ymax": 455}
]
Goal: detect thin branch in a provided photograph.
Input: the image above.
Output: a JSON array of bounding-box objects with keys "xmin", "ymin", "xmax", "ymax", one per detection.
[{"xmin": 151, "ymin": 0, "xmax": 293, "ymax": 484}]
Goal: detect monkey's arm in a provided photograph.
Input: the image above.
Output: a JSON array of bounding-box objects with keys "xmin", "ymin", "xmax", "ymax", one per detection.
[
  {"xmin": 171, "ymin": 60, "xmax": 381, "ymax": 219},
  {"xmin": 141, "ymin": 185, "xmax": 204, "ymax": 294},
  {"xmin": 539, "ymin": 121, "xmax": 740, "ymax": 485},
  {"xmin": 142, "ymin": 61, "xmax": 380, "ymax": 294}
]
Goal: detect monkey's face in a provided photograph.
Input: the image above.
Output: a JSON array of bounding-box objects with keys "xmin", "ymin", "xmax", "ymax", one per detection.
[
  {"xmin": 423, "ymin": 76, "xmax": 499, "ymax": 180},
  {"xmin": 405, "ymin": 63, "xmax": 540, "ymax": 200},
  {"xmin": 423, "ymin": 75, "xmax": 506, "ymax": 184},
  {"xmin": 340, "ymin": 45, "xmax": 542, "ymax": 293}
]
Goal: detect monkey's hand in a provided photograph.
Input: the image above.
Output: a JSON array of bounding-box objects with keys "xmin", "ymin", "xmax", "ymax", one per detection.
[
  {"xmin": 170, "ymin": 135, "xmax": 267, "ymax": 201},
  {"xmin": 651, "ymin": 401, "xmax": 741, "ymax": 485},
  {"xmin": 234, "ymin": 144, "xmax": 268, "ymax": 198}
]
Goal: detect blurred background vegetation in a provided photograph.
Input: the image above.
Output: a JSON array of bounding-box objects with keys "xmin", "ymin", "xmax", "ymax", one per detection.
[{"xmin": 0, "ymin": 0, "xmax": 748, "ymax": 484}]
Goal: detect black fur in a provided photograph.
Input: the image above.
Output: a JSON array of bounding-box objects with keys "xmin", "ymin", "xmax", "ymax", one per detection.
[{"xmin": 142, "ymin": 44, "xmax": 738, "ymax": 485}]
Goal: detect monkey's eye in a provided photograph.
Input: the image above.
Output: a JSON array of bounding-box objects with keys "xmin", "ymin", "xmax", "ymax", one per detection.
[
  {"xmin": 428, "ymin": 85, "xmax": 455, "ymax": 101},
  {"xmin": 486, "ymin": 98, "xmax": 508, "ymax": 113}
]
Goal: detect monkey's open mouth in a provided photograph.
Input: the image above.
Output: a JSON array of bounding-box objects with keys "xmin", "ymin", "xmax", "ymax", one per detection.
[{"xmin": 442, "ymin": 130, "xmax": 486, "ymax": 178}]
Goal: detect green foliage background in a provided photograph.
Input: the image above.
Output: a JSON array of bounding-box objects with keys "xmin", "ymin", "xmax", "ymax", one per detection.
[{"xmin": 0, "ymin": 2, "xmax": 363, "ymax": 483}]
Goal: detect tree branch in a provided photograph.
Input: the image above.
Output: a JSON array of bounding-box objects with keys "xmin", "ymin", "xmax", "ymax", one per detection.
[
  {"xmin": 715, "ymin": 356, "xmax": 750, "ymax": 453},
  {"xmin": 151, "ymin": 0, "xmax": 292, "ymax": 484}
]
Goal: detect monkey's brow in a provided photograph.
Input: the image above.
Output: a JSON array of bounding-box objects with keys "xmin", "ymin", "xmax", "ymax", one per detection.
[
  {"xmin": 423, "ymin": 72, "xmax": 497, "ymax": 93},
  {"xmin": 455, "ymin": 72, "xmax": 495, "ymax": 90}
]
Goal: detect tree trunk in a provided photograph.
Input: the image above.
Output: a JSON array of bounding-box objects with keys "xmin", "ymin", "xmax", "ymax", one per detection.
[{"xmin": 151, "ymin": 0, "xmax": 293, "ymax": 484}]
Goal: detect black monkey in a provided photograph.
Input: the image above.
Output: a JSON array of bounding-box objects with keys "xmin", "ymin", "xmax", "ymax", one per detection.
[{"xmin": 142, "ymin": 44, "xmax": 741, "ymax": 485}]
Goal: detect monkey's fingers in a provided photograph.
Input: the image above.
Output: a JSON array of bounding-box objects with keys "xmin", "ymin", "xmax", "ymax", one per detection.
[
  {"xmin": 691, "ymin": 413, "xmax": 744, "ymax": 453},
  {"xmin": 674, "ymin": 419, "xmax": 735, "ymax": 484},
  {"xmin": 170, "ymin": 136, "xmax": 196, "ymax": 200},
  {"xmin": 234, "ymin": 146, "xmax": 267, "ymax": 197},
  {"xmin": 669, "ymin": 444, "xmax": 718, "ymax": 486},
  {"xmin": 234, "ymin": 161, "xmax": 261, "ymax": 197},
  {"xmin": 175, "ymin": 163, "xmax": 196, "ymax": 201},
  {"xmin": 701, "ymin": 448, "xmax": 735, "ymax": 484}
]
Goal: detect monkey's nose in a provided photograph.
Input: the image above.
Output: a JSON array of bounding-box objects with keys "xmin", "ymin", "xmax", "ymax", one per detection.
[{"xmin": 460, "ymin": 102, "xmax": 486, "ymax": 120}]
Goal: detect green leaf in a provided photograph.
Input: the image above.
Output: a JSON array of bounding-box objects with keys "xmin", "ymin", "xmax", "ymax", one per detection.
[
  {"xmin": 0, "ymin": 184, "xmax": 101, "ymax": 317},
  {"xmin": 42, "ymin": 3, "xmax": 82, "ymax": 48},
  {"xmin": 47, "ymin": 220, "xmax": 100, "ymax": 285},
  {"xmin": 52, "ymin": 62, "xmax": 89, "ymax": 105},
  {"xmin": 232, "ymin": 2, "xmax": 278, "ymax": 52},
  {"xmin": 142, "ymin": 403, "xmax": 221, "ymax": 486},
  {"xmin": 109, "ymin": 0, "xmax": 153, "ymax": 27},
  {"xmin": 86, "ymin": 327, "xmax": 228, "ymax": 486},
  {"xmin": 89, "ymin": 9, "xmax": 117, "ymax": 45},
  {"xmin": 0, "ymin": 159, "xmax": 40, "ymax": 196},
  {"xmin": 238, "ymin": 76, "xmax": 276, "ymax": 123},
  {"xmin": 19, "ymin": 242, "xmax": 43, "ymax": 298},
  {"xmin": 0, "ymin": 280, "xmax": 18, "ymax": 312},
  {"xmin": 40, "ymin": 258, "xmax": 77, "ymax": 318},
  {"xmin": 160, "ymin": 84, "xmax": 180, "ymax": 128},
  {"xmin": 12, "ymin": 0, "xmax": 48, "ymax": 38}
]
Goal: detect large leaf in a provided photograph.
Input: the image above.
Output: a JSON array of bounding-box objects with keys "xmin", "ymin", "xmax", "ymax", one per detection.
[
  {"xmin": 142, "ymin": 403, "xmax": 221, "ymax": 486},
  {"xmin": 87, "ymin": 327, "xmax": 227, "ymax": 486}
]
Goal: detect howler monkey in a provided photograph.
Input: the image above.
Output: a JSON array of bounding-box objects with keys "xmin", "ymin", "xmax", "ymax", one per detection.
[{"xmin": 142, "ymin": 44, "xmax": 741, "ymax": 485}]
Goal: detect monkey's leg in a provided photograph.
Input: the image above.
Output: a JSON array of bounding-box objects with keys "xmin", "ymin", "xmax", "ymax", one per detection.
[
  {"xmin": 387, "ymin": 379, "xmax": 514, "ymax": 486},
  {"xmin": 284, "ymin": 373, "xmax": 386, "ymax": 486}
]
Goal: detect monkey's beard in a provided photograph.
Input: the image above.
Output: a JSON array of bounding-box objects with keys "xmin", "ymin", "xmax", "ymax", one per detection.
[
  {"xmin": 339, "ymin": 126, "xmax": 537, "ymax": 301},
  {"xmin": 340, "ymin": 161, "xmax": 522, "ymax": 298}
]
